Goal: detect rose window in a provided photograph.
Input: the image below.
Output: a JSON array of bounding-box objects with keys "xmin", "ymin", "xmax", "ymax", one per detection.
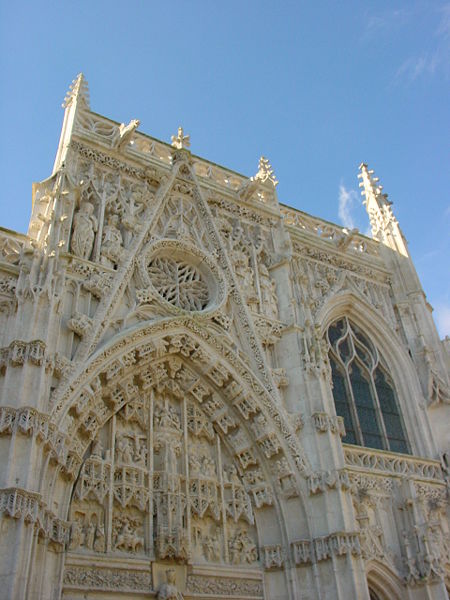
[{"xmin": 148, "ymin": 256, "xmax": 209, "ymax": 311}]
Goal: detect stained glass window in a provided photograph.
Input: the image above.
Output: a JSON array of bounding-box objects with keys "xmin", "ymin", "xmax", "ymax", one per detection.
[{"xmin": 327, "ymin": 317, "xmax": 410, "ymax": 454}]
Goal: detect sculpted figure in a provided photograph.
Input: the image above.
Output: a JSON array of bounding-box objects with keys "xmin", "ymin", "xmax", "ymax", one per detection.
[
  {"xmin": 115, "ymin": 434, "xmax": 132, "ymax": 464},
  {"xmin": 93, "ymin": 524, "xmax": 105, "ymax": 552},
  {"xmin": 259, "ymin": 263, "xmax": 278, "ymax": 320},
  {"xmin": 203, "ymin": 535, "xmax": 220, "ymax": 561},
  {"xmin": 91, "ymin": 439, "xmax": 103, "ymax": 459},
  {"xmin": 157, "ymin": 569, "xmax": 183, "ymax": 600},
  {"xmin": 71, "ymin": 201, "xmax": 98, "ymax": 260},
  {"xmin": 100, "ymin": 213, "xmax": 123, "ymax": 267},
  {"xmin": 134, "ymin": 442, "xmax": 147, "ymax": 466},
  {"xmin": 189, "ymin": 453, "xmax": 202, "ymax": 477},
  {"xmin": 85, "ymin": 521, "xmax": 96, "ymax": 550},
  {"xmin": 229, "ymin": 529, "xmax": 257, "ymax": 564},
  {"xmin": 122, "ymin": 439, "xmax": 133, "ymax": 464},
  {"xmin": 224, "ymin": 464, "xmax": 240, "ymax": 485},
  {"xmin": 69, "ymin": 519, "xmax": 84, "ymax": 550},
  {"xmin": 114, "ymin": 521, "xmax": 143, "ymax": 553}
]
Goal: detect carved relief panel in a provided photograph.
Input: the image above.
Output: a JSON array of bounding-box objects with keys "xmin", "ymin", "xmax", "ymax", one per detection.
[{"xmin": 68, "ymin": 389, "xmax": 259, "ymax": 567}]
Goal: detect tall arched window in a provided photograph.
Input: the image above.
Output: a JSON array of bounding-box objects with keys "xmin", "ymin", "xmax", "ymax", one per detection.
[{"xmin": 327, "ymin": 317, "xmax": 410, "ymax": 454}]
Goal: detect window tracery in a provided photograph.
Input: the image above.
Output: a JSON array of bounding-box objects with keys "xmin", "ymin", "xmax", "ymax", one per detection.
[
  {"xmin": 148, "ymin": 257, "xmax": 209, "ymax": 311},
  {"xmin": 327, "ymin": 317, "xmax": 409, "ymax": 454}
]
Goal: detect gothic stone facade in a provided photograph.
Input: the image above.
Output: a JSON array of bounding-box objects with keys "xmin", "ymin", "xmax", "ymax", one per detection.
[{"xmin": 0, "ymin": 74, "xmax": 449, "ymax": 600}]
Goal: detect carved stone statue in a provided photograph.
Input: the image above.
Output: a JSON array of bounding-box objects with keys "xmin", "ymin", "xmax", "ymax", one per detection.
[
  {"xmin": 114, "ymin": 521, "xmax": 143, "ymax": 553},
  {"xmin": 100, "ymin": 213, "xmax": 123, "ymax": 267},
  {"xmin": 68, "ymin": 519, "xmax": 84, "ymax": 550},
  {"xmin": 229, "ymin": 529, "xmax": 257, "ymax": 564},
  {"xmin": 157, "ymin": 569, "xmax": 184, "ymax": 599},
  {"xmin": 259, "ymin": 263, "xmax": 278, "ymax": 320},
  {"xmin": 91, "ymin": 439, "xmax": 103, "ymax": 459},
  {"xmin": 71, "ymin": 201, "xmax": 98, "ymax": 260},
  {"xmin": 85, "ymin": 521, "xmax": 96, "ymax": 550},
  {"xmin": 93, "ymin": 524, "xmax": 105, "ymax": 553},
  {"xmin": 203, "ymin": 535, "xmax": 220, "ymax": 561}
]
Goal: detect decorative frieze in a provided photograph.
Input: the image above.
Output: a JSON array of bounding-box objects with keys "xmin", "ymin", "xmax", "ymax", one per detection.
[
  {"xmin": 70, "ymin": 140, "xmax": 162, "ymax": 186},
  {"xmin": 63, "ymin": 565, "xmax": 152, "ymax": 592},
  {"xmin": 186, "ymin": 573, "xmax": 263, "ymax": 597},
  {"xmin": 0, "ymin": 487, "xmax": 69, "ymax": 546}
]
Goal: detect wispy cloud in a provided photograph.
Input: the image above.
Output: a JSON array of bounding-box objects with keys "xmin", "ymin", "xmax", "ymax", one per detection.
[
  {"xmin": 362, "ymin": 8, "xmax": 413, "ymax": 40},
  {"xmin": 338, "ymin": 185, "xmax": 358, "ymax": 229},
  {"xmin": 396, "ymin": 53, "xmax": 440, "ymax": 82},
  {"xmin": 363, "ymin": 3, "xmax": 450, "ymax": 83},
  {"xmin": 395, "ymin": 3, "xmax": 450, "ymax": 83},
  {"xmin": 437, "ymin": 3, "xmax": 450, "ymax": 39},
  {"xmin": 434, "ymin": 303, "xmax": 450, "ymax": 337}
]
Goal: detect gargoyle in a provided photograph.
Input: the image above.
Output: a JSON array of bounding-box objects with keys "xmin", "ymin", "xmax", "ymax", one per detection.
[{"xmin": 113, "ymin": 119, "xmax": 140, "ymax": 151}]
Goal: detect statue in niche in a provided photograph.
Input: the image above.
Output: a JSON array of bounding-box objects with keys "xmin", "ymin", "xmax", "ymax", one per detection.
[
  {"xmin": 93, "ymin": 524, "xmax": 105, "ymax": 552},
  {"xmin": 71, "ymin": 201, "xmax": 98, "ymax": 260},
  {"xmin": 202, "ymin": 455, "xmax": 216, "ymax": 478},
  {"xmin": 189, "ymin": 453, "xmax": 202, "ymax": 477},
  {"xmin": 224, "ymin": 464, "xmax": 241, "ymax": 485},
  {"xmin": 203, "ymin": 535, "xmax": 220, "ymax": 561},
  {"xmin": 85, "ymin": 520, "xmax": 96, "ymax": 550},
  {"xmin": 229, "ymin": 529, "xmax": 257, "ymax": 564},
  {"xmin": 133, "ymin": 441, "xmax": 147, "ymax": 467},
  {"xmin": 155, "ymin": 404, "xmax": 181, "ymax": 431},
  {"xmin": 234, "ymin": 252, "xmax": 258, "ymax": 308},
  {"xmin": 100, "ymin": 213, "xmax": 123, "ymax": 267},
  {"xmin": 68, "ymin": 519, "xmax": 84, "ymax": 550},
  {"xmin": 114, "ymin": 520, "xmax": 144, "ymax": 553},
  {"xmin": 157, "ymin": 569, "xmax": 184, "ymax": 600},
  {"xmin": 116, "ymin": 434, "xmax": 133, "ymax": 464},
  {"xmin": 259, "ymin": 263, "xmax": 278, "ymax": 320},
  {"xmin": 91, "ymin": 439, "xmax": 103, "ymax": 459}
]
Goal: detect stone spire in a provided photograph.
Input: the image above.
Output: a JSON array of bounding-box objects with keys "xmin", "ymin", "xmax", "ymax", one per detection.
[
  {"xmin": 54, "ymin": 73, "xmax": 90, "ymax": 171},
  {"xmin": 357, "ymin": 163, "xmax": 408, "ymax": 255},
  {"xmin": 62, "ymin": 73, "xmax": 90, "ymax": 110}
]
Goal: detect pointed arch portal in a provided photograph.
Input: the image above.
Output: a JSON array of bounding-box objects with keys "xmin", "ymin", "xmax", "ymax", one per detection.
[{"xmin": 42, "ymin": 318, "xmax": 312, "ymax": 598}]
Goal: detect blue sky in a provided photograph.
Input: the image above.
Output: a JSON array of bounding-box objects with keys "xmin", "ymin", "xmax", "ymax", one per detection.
[{"xmin": 1, "ymin": 1, "xmax": 449, "ymax": 336}]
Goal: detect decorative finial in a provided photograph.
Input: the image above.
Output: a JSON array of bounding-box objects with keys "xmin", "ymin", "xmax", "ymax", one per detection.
[
  {"xmin": 252, "ymin": 156, "xmax": 278, "ymax": 187},
  {"xmin": 62, "ymin": 73, "xmax": 90, "ymax": 109},
  {"xmin": 171, "ymin": 126, "xmax": 190, "ymax": 150}
]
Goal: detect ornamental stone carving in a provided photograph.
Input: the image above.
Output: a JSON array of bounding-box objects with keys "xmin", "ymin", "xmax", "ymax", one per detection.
[
  {"xmin": 2, "ymin": 77, "xmax": 449, "ymax": 600},
  {"xmin": 137, "ymin": 239, "xmax": 227, "ymax": 316},
  {"xmin": 71, "ymin": 201, "xmax": 98, "ymax": 260}
]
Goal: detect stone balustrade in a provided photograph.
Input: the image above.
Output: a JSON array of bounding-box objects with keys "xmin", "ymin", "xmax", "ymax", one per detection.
[
  {"xmin": 343, "ymin": 444, "xmax": 444, "ymax": 482},
  {"xmin": 281, "ymin": 205, "xmax": 380, "ymax": 257}
]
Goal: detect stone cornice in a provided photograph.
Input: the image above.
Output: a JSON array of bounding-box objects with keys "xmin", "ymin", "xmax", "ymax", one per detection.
[
  {"xmin": 0, "ymin": 406, "xmax": 78, "ymax": 479},
  {"xmin": 291, "ymin": 531, "xmax": 361, "ymax": 565},
  {"xmin": 0, "ymin": 486, "xmax": 70, "ymax": 546}
]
